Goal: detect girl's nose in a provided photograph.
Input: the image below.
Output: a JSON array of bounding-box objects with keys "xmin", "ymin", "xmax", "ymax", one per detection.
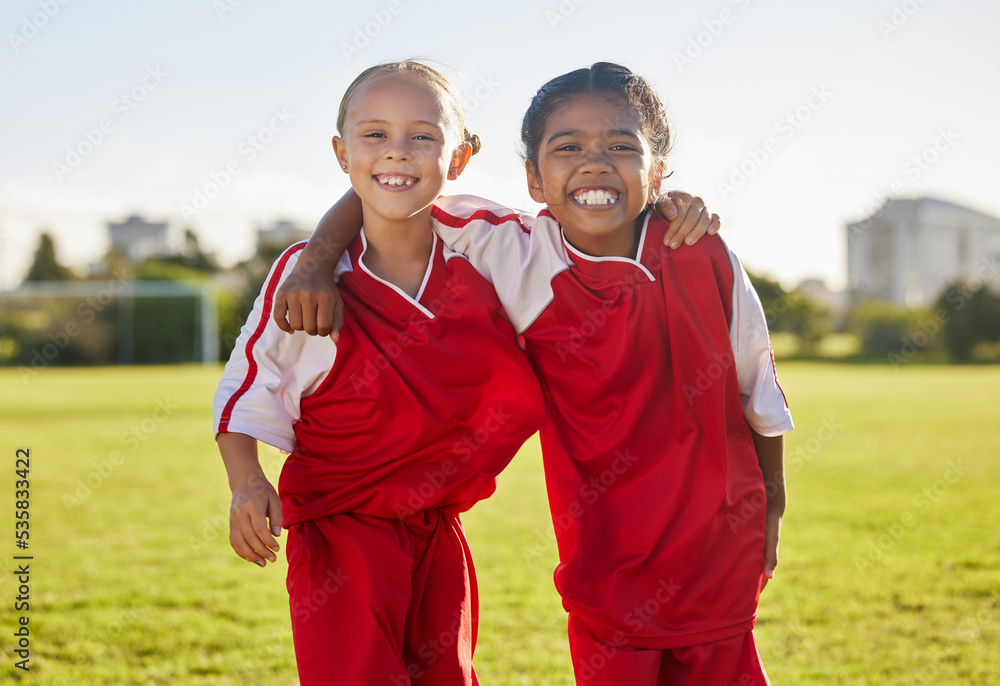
[
  {"xmin": 385, "ymin": 141, "xmax": 411, "ymax": 161},
  {"xmin": 581, "ymin": 150, "xmax": 612, "ymax": 174}
]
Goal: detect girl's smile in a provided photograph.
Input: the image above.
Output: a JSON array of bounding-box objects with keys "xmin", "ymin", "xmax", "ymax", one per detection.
[
  {"xmin": 373, "ymin": 173, "xmax": 418, "ymax": 190},
  {"xmin": 526, "ymin": 92, "xmax": 661, "ymax": 258},
  {"xmin": 333, "ymin": 73, "xmax": 464, "ymax": 231},
  {"xmin": 569, "ymin": 187, "xmax": 622, "ymax": 207}
]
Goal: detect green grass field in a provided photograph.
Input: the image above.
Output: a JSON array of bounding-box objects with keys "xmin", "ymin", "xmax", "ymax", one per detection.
[{"xmin": 1, "ymin": 363, "xmax": 998, "ymax": 684}]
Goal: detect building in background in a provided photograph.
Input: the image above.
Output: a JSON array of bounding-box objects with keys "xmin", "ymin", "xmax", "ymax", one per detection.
[
  {"xmin": 796, "ymin": 278, "xmax": 846, "ymax": 314},
  {"xmin": 847, "ymin": 197, "xmax": 1000, "ymax": 307},
  {"xmin": 108, "ymin": 215, "xmax": 171, "ymax": 264},
  {"xmin": 256, "ymin": 219, "xmax": 312, "ymax": 254}
]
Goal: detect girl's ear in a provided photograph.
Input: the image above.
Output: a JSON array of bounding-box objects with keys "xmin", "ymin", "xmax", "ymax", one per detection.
[
  {"xmin": 332, "ymin": 136, "xmax": 349, "ymax": 173},
  {"xmin": 525, "ymin": 160, "xmax": 546, "ymax": 203},
  {"xmin": 447, "ymin": 143, "xmax": 473, "ymax": 180}
]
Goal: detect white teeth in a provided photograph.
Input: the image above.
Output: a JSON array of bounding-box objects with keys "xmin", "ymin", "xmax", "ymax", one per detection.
[
  {"xmin": 377, "ymin": 175, "xmax": 415, "ymax": 186},
  {"xmin": 573, "ymin": 189, "xmax": 619, "ymax": 205}
]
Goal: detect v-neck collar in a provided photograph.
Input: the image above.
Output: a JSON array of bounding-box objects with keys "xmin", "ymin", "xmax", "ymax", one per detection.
[
  {"xmin": 561, "ymin": 213, "xmax": 658, "ymax": 284},
  {"xmin": 347, "ymin": 229, "xmax": 443, "ymax": 321}
]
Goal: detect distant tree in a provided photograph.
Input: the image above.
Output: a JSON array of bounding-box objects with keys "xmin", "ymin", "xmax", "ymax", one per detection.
[
  {"xmin": 747, "ymin": 271, "xmax": 829, "ymax": 355},
  {"xmin": 845, "ymin": 300, "xmax": 930, "ymax": 358},
  {"xmin": 151, "ymin": 228, "xmax": 218, "ymax": 273},
  {"xmin": 24, "ymin": 232, "xmax": 73, "ymax": 282},
  {"xmin": 937, "ymin": 283, "xmax": 1000, "ymax": 362}
]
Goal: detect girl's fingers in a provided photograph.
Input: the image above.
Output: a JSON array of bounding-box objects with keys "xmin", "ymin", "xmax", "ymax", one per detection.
[
  {"xmin": 708, "ymin": 213, "xmax": 720, "ymax": 235},
  {"xmin": 682, "ymin": 206, "xmax": 712, "ymax": 246},
  {"xmin": 234, "ymin": 514, "xmax": 278, "ymax": 565},
  {"xmin": 331, "ymin": 297, "xmax": 344, "ymax": 343},
  {"xmin": 272, "ymin": 293, "xmax": 293, "ymax": 333},
  {"xmin": 286, "ymin": 301, "xmax": 304, "ymax": 333}
]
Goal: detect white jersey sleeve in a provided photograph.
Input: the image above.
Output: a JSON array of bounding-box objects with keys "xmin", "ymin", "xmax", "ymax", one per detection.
[
  {"xmin": 431, "ymin": 194, "xmax": 570, "ymax": 333},
  {"xmin": 725, "ymin": 244, "xmax": 795, "ymax": 436},
  {"xmin": 213, "ymin": 243, "xmax": 340, "ymax": 453}
]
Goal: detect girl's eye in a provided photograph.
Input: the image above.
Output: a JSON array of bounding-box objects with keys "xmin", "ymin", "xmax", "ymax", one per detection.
[
  {"xmin": 363, "ymin": 132, "xmax": 386, "ymax": 139},
  {"xmin": 413, "ymin": 134, "xmax": 437, "ymax": 141},
  {"xmin": 555, "ymin": 144, "xmax": 581, "ymax": 152},
  {"xmin": 611, "ymin": 144, "xmax": 638, "ymax": 152}
]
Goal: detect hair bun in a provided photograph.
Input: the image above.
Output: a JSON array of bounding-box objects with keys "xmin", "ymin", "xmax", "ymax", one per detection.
[{"xmin": 464, "ymin": 130, "xmax": 482, "ymax": 156}]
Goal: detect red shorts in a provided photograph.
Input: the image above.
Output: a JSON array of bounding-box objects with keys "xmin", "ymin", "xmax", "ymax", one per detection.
[
  {"xmin": 568, "ymin": 613, "xmax": 770, "ymax": 686},
  {"xmin": 286, "ymin": 510, "xmax": 479, "ymax": 686}
]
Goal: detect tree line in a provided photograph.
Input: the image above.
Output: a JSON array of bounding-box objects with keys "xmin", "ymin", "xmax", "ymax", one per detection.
[{"xmin": 6, "ymin": 232, "xmax": 1000, "ymax": 365}]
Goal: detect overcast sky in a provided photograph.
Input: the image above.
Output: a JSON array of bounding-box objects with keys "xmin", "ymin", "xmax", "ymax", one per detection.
[{"xmin": 2, "ymin": 0, "xmax": 997, "ymax": 290}]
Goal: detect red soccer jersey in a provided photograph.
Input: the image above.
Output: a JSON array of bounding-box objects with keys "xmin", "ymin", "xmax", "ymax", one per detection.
[
  {"xmin": 214, "ymin": 232, "xmax": 546, "ymax": 527},
  {"xmin": 431, "ymin": 196, "xmax": 794, "ymax": 648}
]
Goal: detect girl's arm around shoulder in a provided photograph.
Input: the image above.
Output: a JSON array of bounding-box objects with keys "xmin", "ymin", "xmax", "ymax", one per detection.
[
  {"xmin": 214, "ymin": 244, "xmax": 338, "ymax": 453},
  {"xmin": 272, "ymin": 189, "xmax": 363, "ymax": 339},
  {"xmin": 432, "ymin": 194, "xmax": 567, "ymax": 334},
  {"xmin": 431, "ymin": 194, "xmax": 538, "ymax": 263}
]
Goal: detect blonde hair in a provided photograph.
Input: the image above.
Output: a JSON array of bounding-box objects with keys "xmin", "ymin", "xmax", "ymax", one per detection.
[{"xmin": 337, "ymin": 61, "xmax": 481, "ymax": 156}]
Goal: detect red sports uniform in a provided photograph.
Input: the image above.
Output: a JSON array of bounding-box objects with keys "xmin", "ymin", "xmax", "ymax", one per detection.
[
  {"xmin": 214, "ymin": 232, "xmax": 545, "ymax": 686},
  {"xmin": 430, "ymin": 196, "xmax": 794, "ymax": 686}
]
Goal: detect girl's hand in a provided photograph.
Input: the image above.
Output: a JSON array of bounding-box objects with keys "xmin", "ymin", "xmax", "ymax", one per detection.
[
  {"xmin": 654, "ymin": 191, "xmax": 721, "ymax": 250},
  {"xmin": 229, "ymin": 470, "xmax": 283, "ymax": 567},
  {"xmin": 761, "ymin": 510, "xmax": 782, "ymax": 591},
  {"xmin": 272, "ymin": 256, "xmax": 344, "ymax": 341}
]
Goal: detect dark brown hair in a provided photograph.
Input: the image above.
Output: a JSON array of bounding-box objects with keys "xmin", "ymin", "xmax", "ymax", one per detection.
[{"xmin": 520, "ymin": 62, "xmax": 670, "ymax": 168}]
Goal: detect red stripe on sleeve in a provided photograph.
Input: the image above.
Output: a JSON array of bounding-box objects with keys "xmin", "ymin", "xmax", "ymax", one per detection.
[
  {"xmin": 218, "ymin": 243, "xmax": 306, "ymax": 432},
  {"xmin": 431, "ymin": 205, "xmax": 532, "ymax": 235}
]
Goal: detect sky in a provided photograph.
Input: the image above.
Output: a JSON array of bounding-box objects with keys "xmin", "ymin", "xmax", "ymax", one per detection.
[{"xmin": 1, "ymin": 0, "xmax": 998, "ymax": 291}]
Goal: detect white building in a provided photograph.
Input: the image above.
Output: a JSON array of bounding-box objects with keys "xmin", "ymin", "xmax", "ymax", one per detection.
[
  {"xmin": 108, "ymin": 215, "xmax": 170, "ymax": 264},
  {"xmin": 847, "ymin": 197, "xmax": 1000, "ymax": 307}
]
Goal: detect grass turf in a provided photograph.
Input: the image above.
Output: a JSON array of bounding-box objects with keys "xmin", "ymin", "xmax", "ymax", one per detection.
[{"xmin": 0, "ymin": 362, "xmax": 997, "ymax": 684}]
